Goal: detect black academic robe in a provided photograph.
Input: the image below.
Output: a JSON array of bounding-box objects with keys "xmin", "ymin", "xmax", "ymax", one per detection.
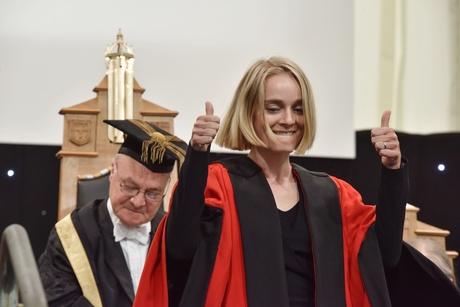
[
  {"xmin": 161, "ymin": 153, "xmax": 406, "ymax": 306},
  {"xmin": 38, "ymin": 199, "xmax": 165, "ymax": 307},
  {"xmin": 135, "ymin": 148, "xmax": 460, "ymax": 307}
]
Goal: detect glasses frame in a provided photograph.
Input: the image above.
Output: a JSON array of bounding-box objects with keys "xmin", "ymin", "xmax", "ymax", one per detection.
[{"xmin": 114, "ymin": 163, "xmax": 170, "ymax": 203}]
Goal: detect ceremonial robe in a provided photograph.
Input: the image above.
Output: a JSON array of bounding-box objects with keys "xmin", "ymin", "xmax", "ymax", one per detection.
[
  {"xmin": 38, "ymin": 199, "xmax": 165, "ymax": 307},
  {"xmin": 135, "ymin": 148, "xmax": 460, "ymax": 307}
]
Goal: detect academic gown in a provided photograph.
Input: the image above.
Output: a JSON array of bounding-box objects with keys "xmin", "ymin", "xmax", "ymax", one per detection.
[
  {"xmin": 135, "ymin": 148, "xmax": 460, "ymax": 307},
  {"xmin": 38, "ymin": 199, "xmax": 165, "ymax": 307}
]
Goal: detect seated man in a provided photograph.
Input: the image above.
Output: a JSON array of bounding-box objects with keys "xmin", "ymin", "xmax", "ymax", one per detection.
[{"xmin": 38, "ymin": 119, "xmax": 187, "ymax": 307}]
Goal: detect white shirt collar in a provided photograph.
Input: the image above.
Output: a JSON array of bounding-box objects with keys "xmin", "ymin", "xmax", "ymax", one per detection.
[{"xmin": 107, "ymin": 199, "xmax": 151, "ymax": 245}]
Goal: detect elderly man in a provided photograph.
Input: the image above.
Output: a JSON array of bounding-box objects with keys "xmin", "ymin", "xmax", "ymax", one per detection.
[{"xmin": 38, "ymin": 119, "xmax": 187, "ymax": 307}]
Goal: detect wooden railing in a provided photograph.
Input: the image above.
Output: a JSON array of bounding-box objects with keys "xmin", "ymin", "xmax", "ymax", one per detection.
[{"xmin": 404, "ymin": 204, "xmax": 458, "ymax": 267}]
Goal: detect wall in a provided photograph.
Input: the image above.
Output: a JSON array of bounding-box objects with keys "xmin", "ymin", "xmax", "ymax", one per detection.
[
  {"xmin": 354, "ymin": 0, "xmax": 460, "ymax": 132},
  {"xmin": 0, "ymin": 0, "xmax": 355, "ymax": 159}
]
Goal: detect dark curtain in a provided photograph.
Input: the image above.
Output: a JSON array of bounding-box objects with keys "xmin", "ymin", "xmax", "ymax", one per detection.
[
  {"xmin": 0, "ymin": 144, "xmax": 60, "ymax": 259},
  {"xmin": 1, "ymin": 131, "xmax": 459, "ymax": 282}
]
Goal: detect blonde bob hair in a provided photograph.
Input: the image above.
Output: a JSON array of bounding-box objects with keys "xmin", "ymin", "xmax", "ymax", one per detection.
[{"xmin": 215, "ymin": 56, "xmax": 316, "ymax": 155}]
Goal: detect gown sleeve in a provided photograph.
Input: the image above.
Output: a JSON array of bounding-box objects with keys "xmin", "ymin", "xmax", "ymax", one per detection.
[
  {"xmin": 333, "ymin": 159, "xmax": 409, "ymax": 268},
  {"xmin": 165, "ymin": 145, "xmax": 211, "ymax": 262},
  {"xmin": 374, "ymin": 160, "xmax": 409, "ymax": 267},
  {"xmin": 136, "ymin": 146, "xmax": 231, "ymax": 307}
]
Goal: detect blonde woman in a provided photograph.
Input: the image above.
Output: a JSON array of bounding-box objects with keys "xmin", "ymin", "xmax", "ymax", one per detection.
[{"xmin": 135, "ymin": 57, "xmax": 460, "ymax": 306}]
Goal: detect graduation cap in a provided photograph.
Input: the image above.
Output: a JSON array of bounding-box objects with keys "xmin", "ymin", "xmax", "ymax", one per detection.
[{"xmin": 104, "ymin": 119, "xmax": 187, "ymax": 173}]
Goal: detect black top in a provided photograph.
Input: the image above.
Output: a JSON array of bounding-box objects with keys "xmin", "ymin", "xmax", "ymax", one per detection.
[{"xmin": 278, "ymin": 188, "xmax": 314, "ymax": 306}]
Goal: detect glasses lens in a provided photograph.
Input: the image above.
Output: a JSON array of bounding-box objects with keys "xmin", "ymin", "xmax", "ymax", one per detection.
[
  {"xmin": 120, "ymin": 184, "xmax": 138, "ymax": 196},
  {"xmin": 145, "ymin": 191, "xmax": 162, "ymax": 202},
  {"xmin": 118, "ymin": 173, "xmax": 163, "ymax": 203}
]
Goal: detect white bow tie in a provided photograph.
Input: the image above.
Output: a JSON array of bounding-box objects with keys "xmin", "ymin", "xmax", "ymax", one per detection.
[{"xmin": 113, "ymin": 221, "xmax": 150, "ymax": 245}]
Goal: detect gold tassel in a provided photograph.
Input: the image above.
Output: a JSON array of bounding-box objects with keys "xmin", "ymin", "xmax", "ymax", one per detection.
[{"xmin": 130, "ymin": 119, "xmax": 186, "ymax": 169}]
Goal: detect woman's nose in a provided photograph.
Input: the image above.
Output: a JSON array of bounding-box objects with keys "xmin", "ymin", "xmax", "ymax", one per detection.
[{"xmin": 281, "ymin": 109, "xmax": 295, "ymax": 125}]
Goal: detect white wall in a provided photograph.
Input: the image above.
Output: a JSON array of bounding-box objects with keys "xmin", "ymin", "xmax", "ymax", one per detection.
[
  {"xmin": 354, "ymin": 0, "xmax": 460, "ymax": 133},
  {"xmin": 0, "ymin": 0, "xmax": 355, "ymax": 158}
]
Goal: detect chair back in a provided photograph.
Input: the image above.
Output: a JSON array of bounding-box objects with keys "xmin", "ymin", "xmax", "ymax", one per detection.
[{"xmin": 76, "ymin": 168, "xmax": 111, "ymax": 208}]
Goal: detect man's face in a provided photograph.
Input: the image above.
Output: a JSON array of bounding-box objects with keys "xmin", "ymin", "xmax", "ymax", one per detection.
[{"xmin": 109, "ymin": 154, "xmax": 170, "ymax": 227}]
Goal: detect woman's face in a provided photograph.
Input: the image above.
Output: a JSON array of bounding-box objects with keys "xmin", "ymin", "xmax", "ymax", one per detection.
[{"xmin": 253, "ymin": 73, "xmax": 304, "ymax": 153}]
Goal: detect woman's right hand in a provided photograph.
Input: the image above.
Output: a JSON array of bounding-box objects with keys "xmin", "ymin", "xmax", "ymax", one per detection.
[{"xmin": 191, "ymin": 101, "xmax": 220, "ymax": 152}]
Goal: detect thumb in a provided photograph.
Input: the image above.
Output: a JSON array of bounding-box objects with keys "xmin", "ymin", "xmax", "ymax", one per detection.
[
  {"xmin": 205, "ymin": 101, "xmax": 214, "ymax": 116},
  {"xmin": 381, "ymin": 110, "xmax": 391, "ymax": 127}
]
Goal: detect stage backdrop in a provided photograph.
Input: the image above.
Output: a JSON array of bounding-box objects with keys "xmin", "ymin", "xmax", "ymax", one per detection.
[{"xmin": 2, "ymin": 131, "xmax": 459, "ymax": 286}]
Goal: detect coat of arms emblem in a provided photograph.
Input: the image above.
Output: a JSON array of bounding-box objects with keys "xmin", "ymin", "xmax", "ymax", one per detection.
[{"xmin": 69, "ymin": 120, "xmax": 91, "ymax": 146}]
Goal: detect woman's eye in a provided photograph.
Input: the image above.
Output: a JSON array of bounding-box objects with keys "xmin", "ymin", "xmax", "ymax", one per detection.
[
  {"xmin": 266, "ymin": 107, "xmax": 280, "ymax": 113},
  {"xmin": 294, "ymin": 107, "xmax": 304, "ymax": 114}
]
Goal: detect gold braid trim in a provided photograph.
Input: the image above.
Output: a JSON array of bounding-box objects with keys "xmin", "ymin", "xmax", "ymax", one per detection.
[
  {"xmin": 130, "ymin": 119, "xmax": 186, "ymax": 169},
  {"xmin": 56, "ymin": 214, "xmax": 103, "ymax": 307}
]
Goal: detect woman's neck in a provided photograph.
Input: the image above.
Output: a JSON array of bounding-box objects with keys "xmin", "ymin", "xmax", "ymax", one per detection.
[
  {"xmin": 248, "ymin": 149, "xmax": 299, "ymax": 211},
  {"xmin": 247, "ymin": 148, "xmax": 292, "ymax": 179}
]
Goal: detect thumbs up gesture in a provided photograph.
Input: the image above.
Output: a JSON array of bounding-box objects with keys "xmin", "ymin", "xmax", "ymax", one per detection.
[
  {"xmin": 191, "ymin": 101, "xmax": 221, "ymax": 152},
  {"xmin": 370, "ymin": 110, "xmax": 402, "ymax": 169}
]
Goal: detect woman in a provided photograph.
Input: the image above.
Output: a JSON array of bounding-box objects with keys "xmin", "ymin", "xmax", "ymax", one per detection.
[{"xmin": 135, "ymin": 57, "xmax": 458, "ymax": 306}]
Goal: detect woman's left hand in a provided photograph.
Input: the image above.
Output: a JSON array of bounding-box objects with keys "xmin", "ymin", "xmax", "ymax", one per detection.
[{"xmin": 371, "ymin": 110, "xmax": 402, "ymax": 169}]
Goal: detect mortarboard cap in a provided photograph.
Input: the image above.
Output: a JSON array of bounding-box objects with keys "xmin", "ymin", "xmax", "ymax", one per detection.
[{"xmin": 104, "ymin": 119, "xmax": 187, "ymax": 173}]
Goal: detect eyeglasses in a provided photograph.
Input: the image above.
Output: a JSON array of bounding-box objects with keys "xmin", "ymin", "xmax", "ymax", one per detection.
[
  {"xmin": 118, "ymin": 182, "xmax": 165, "ymax": 203},
  {"xmin": 114, "ymin": 164, "xmax": 167, "ymax": 203}
]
